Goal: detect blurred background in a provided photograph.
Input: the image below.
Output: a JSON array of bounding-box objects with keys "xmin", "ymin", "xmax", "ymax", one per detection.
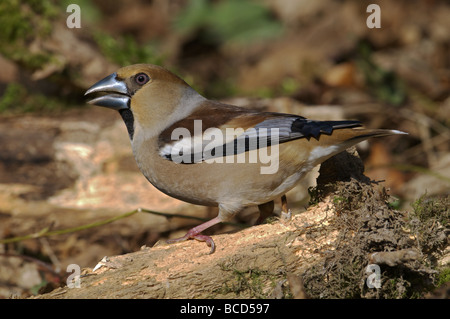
[{"xmin": 0, "ymin": 0, "xmax": 448, "ymax": 297}]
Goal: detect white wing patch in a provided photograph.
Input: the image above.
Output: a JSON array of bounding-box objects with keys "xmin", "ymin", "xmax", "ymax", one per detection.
[
  {"xmin": 158, "ymin": 118, "xmax": 298, "ymax": 163},
  {"xmin": 307, "ymin": 145, "xmax": 341, "ymax": 163}
]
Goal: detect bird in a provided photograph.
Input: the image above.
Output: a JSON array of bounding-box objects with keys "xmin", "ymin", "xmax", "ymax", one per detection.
[{"xmin": 85, "ymin": 64, "xmax": 406, "ymax": 254}]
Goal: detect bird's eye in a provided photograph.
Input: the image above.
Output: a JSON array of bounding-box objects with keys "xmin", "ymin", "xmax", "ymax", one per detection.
[{"xmin": 135, "ymin": 73, "xmax": 150, "ymax": 85}]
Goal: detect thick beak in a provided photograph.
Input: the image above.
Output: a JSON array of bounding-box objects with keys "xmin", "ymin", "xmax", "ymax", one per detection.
[{"xmin": 84, "ymin": 73, "xmax": 130, "ymax": 110}]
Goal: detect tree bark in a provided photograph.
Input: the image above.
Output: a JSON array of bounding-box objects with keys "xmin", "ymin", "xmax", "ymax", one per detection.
[{"xmin": 34, "ymin": 195, "xmax": 338, "ymax": 299}]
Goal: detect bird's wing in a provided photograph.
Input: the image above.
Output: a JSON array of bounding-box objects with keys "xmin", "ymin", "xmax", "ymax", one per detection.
[{"xmin": 158, "ymin": 102, "xmax": 362, "ymax": 164}]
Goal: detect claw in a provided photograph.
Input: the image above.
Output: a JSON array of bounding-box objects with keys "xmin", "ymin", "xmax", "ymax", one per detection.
[
  {"xmin": 192, "ymin": 234, "xmax": 215, "ymax": 254},
  {"xmin": 167, "ymin": 231, "xmax": 216, "ymax": 254}
]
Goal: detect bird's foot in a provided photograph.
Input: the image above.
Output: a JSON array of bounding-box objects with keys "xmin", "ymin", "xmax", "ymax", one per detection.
[
  {"xmin": 280, "ymin": 195, "xmax": 292, "ymax": 221},
  {"xmin": 281, "ymin": 209, "xmax": 292, "ymax": 221},
  {"xmin": 167, "ymin": 229, "xmax": 216, "ymax": 254},
  {"xmin": 166, "ymin": 216, "xmax": 222, "ymax": 254}
]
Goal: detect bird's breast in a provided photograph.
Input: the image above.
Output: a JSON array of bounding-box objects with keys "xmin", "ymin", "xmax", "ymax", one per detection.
[{"xmin": 130, "ymin": 135, "xmax": 315, "ymax": 208}]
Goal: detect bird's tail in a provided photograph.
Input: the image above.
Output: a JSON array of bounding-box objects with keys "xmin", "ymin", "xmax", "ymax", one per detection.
[
  {"xmin": 345, "ymin": 128, "xmax": 408, "ymax": 141},
  {"xmin": 301, "ymin": 119, "xmax": 407, "ymax": 145},
  {"xmin": 302, "ymin": 125, "xmax": 407, "ymax": 167},
  {"xmin": 318, "ymin": 127, "xmax": 408, "ymax": 155}
]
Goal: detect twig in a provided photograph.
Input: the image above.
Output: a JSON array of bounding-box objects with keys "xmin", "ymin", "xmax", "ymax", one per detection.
[
  {"xmin": 0, "ymin": 209, "xmax": 140, "ymax": 244},
  {"xmin": 0, "ymin": 208, "xmax": 247, "ymax": 244}
]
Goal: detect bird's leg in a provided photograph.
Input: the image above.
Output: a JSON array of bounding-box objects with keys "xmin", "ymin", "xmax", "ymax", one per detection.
[
  {"xmin": 166, "ymin": 216, "xmax": 222, "ymax": 254},
  {"xmin": 280, "ymin": 195, "xmax": 292, "ymax": 221},
  {"xmin": 256, "ymin": 200, "xmax": 275, "ymax": 225}
]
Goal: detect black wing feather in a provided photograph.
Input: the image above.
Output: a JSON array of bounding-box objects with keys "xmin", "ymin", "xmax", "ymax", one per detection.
[
  {"xmin": 291, "ymin": 119, "xmax": 362, "ymax": 139},
  {"xmin": 161, "ymin": 115, "xmax": 362, "ymax": 164}
]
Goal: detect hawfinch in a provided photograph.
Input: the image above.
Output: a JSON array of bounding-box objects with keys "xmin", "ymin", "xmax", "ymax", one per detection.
[{"xmin": 85, "ymin": 64, "xmax": 405, "ymax": 253}]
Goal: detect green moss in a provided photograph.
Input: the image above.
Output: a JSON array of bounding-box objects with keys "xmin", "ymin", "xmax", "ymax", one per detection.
[
  {"xmin": 411, "ymin": 194, "xmax": 449, "ymax": 226},
  {"xmin": 388, "ymin": 197, "xmax": 402, "ymax": 210},
  {"xmin": 0, "ymin": 1, "xmax": 32, "ymax": 42},
  {"xmin": 408, "ymin": 194, "xmax": 448, "ymax": 259},
  {"xmin": 356, "ymin": 40, "xmax": 406, "ymax": 106},
  {"xmin": 307, "ymin": 186, "xmax": 321, "ymax": 206},
  {"xmin": 94, "ymin": 32, "xmax": 164, "ymax": 67},
  {"xmin": 280, "ymin": 77, "xmax": 301, "ymax": 96},
  {"xmin": 0, "ymin": 0, "xmax": 55, "ymax": 40},
  {"xmin": 174, "ymin": 0, "xmax": 283, "ymax": 46},
  {"xmin": 0, "ymin": 83, "xmax": 24, "ymax": 113},
  {"xmin": 436, "ymin": 266, "xmax": 450, "ymax": 288},
  {"xmin": 61, "ymin": 0, "xmax": 101, "ymax": 23},
  {"xmin": 333, "ymin": 195, "xmax": 349, "ymax": 205},
  {"xmin": 0, "ymin": 82, "xmax": 65, "ymax": 114},
  {"xmin": 0, "ymin": 0, "xmax": 59, "ymax": 69},
  {"xmin": 0, "ymin": 0, "xmax": 58, "ymax": 43}
]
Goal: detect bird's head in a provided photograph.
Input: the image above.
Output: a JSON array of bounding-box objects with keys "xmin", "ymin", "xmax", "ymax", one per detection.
[{"xmin": 85, "ymin": 64, "xmax": 205, "ymax": 139}]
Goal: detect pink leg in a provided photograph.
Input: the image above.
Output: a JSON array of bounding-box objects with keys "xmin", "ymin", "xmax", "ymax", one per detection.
[{"xmin": 166, "ymin": 216, "xmax": 222, "ymax": 254}]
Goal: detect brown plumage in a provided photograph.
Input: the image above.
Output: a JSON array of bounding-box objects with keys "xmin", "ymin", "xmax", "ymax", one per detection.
[{"xmin": 85, "ymin": 64, "xmax": 406, "ymax": 253}]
